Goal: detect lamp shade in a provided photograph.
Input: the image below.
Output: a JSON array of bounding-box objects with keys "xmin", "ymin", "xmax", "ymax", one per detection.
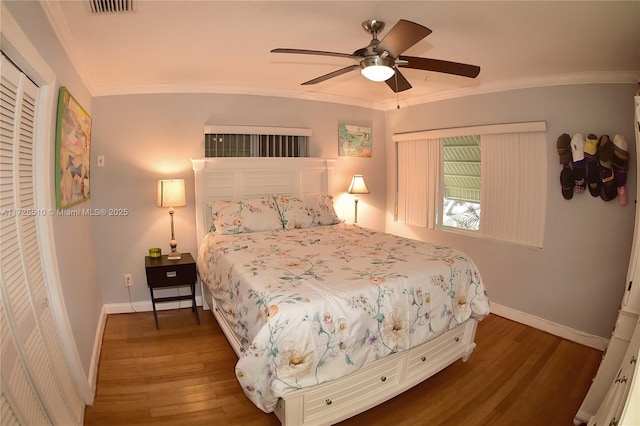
[
  {"xmin": 347, "ymin": 175, "xmax": 370, "ymax": 195},
  {"xmin": 157, "ymin": 179, "xmax": 186, "ymax": 207}
]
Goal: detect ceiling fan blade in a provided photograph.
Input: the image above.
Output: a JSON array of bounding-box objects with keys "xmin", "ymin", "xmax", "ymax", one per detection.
[
  {"xmin": 375, "ymin": 20, "xmax": 432, "ymax": 58},
  {"xmin": 301, "ymin": 65, "xmax": 360, "ymax": 85},
  {"xmin": 271, "ymin": 48, "xmax": 359, "ymax": 60},
  {"xmin": 385, "ymin": 69, "xmax": 412, "ymax": 93},
  {"xmin": 398, "ymin": 56, "xmax": 481, "ymax": 78}
]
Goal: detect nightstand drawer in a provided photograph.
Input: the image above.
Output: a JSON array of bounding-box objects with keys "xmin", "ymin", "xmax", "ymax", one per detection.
[{"xmin": 145, "ymin": 253, "xmax": 197, "ymax": 288}]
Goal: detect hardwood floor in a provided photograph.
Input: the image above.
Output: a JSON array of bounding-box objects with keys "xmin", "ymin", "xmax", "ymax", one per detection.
[{"xmin": 84, "ymin": 309, "xmax": 602, "ymax": 426}]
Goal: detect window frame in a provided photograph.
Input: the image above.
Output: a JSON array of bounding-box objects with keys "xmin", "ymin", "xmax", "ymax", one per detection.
[{"xmin": 204, "ymin": 125, "xmax": 311, "ymax": 158}]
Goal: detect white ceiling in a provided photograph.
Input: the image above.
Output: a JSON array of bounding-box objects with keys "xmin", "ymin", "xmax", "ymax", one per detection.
[{"xmin": 41, "ymin": 0, "xmax": 640, "ymax": 110}]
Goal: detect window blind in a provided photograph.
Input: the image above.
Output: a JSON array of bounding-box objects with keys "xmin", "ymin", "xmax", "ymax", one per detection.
[
  {"xmin": 443, "ymin": 135, "xmax": 481, "ymax": 203},
  {"xmin": 394, "ymin": 122, "xmax": 547, "ymax": 248},
  {"xmin": 204, "ymin": 126, "xmax": 311, "ymax": 158},
  {"xmin": 480, "ymin": 132, "xmax": 546, "ymax": 247},
  {"xmin": 396, "ymin": 138, "xmax": 441, "ymax": 229}
]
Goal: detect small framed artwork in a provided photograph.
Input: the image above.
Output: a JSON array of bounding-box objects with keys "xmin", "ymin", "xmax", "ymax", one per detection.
[
  {"xmin": 339, "ymin": 124, "xmax": 372, "ymax": 157},
  {"xmin": 55, "ymin": 87, "xmax": 92, "ymax": 209}
]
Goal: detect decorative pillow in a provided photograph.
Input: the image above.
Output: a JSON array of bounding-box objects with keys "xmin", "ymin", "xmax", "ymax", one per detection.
[
  {"xmin": 273, "ymin": 195, "xmax": 314, "ymax": 230},
  {"xmin": 274, "ymin": 194, "xmax": 341, "ymax": 230},
  {"xmin": 208, "ymin": 197, "xmax": 282, "ymax": 234},
  {"xmin": 300, "ymin": 194, "xmax": 341, "ymax": 226}
]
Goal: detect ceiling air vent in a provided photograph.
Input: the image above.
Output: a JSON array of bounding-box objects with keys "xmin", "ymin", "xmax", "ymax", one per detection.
[{"xmin": 89, "ymin": 0, "xmax": 134, "ymax": 14}]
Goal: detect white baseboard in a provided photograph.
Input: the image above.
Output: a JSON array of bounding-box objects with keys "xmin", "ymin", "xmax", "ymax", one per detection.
[
  {"xmin": 490, "ymin": 302, "xmax": 609, "ymax": 350},
  {"xmin": 88, "ymin": 305, "xmax": 107, "ymax": 402},
  {"xmin": 104, "ymin": 296, "xmax": 203, "ymax": 314},
  {"xmin": 100, "ymin": 298, "xmax": 608, "ymax": 350}
]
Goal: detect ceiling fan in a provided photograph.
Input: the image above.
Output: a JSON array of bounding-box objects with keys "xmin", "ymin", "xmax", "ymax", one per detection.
[{"xmin": 271, "ymin": 19, "xmax": 480, "ymax": 93}]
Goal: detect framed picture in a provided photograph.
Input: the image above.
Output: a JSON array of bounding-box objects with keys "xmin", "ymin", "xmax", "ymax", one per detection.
[
  {"xmin": 55, "ymin": 87, "xmax": 92, "ymax": 209},
  {"xmin": 339, "ymin": 124, "xmax": 372, "ymax": 157}
]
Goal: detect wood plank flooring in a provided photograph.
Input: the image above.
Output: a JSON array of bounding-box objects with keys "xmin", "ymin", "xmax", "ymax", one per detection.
[{"xmin": 84, "ymin": 308, "xmax": 603, "ymax": 426}]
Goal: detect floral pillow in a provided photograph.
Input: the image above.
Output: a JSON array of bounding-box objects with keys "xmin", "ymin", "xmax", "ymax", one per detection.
[
  {"xmin": 274, "ymin": 194, "xmax": 341, "ymax": 230},
  {"xmin": 273, "ymin": 195, "xmax": 313, "ymax": 230},
  {"xmin": 208, "ymin": 197, "xmax": 282, "ymax": 234},
  {"xmin": 300, "ymin": 194, "xmax": 341, "ymax": 226}
]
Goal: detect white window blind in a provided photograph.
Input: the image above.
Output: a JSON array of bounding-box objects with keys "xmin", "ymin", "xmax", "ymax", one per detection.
[
  {"xmin": 394, "ymin": 122, "xmax": 547, "ymax": 248},
  {"xmin": 480, "ymin": 132, "xmax": 546, "ymax": 247},
  {"xmin": 396, "ymin": 138, "xmax": 441, "ymax": 229}
]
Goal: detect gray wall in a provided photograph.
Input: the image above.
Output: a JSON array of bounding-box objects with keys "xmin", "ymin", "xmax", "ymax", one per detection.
[
  {"xmin": 90, "ymin": 93, "xmax": 386, "ymax": 305},
  {"xmin": 385, "ymin": 84, "xmax": 637, "ymax": 338},
  {"xmin": 6, "ymin": 3, "xmax": 636, "ymax": 375},
  {"xmin": 4, "ymin": 1, "xmax": 103, "ymax": 376}
]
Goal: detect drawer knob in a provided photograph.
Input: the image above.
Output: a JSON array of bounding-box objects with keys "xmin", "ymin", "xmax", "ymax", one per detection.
[
  {"xmin": 325, "ymin": 399, "xmax": 332, "ymax": 405},
  {"xmin": 421, "ymin": 356, "xmax": 427, "ymax": 362},
  {"xmin": 631, "ymin": 356, "xmax": 637, "ymax": 365},
  {"xmin": 380, "ymin": 376, "xmax": 387, "ymax": 382},
  {"xmin": 454, "ymin": 337, "xmax": 460, "ymax": 342}
]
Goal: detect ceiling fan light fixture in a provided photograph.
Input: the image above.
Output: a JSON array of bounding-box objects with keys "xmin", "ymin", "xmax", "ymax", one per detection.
[{"xmin": 360, "ymin": 57, "xmax": 395, "ymax": 82}]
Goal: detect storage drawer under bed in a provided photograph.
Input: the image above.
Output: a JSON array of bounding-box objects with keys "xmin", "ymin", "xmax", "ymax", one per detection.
[{"xmin": 302, "ymin": 354, "xmax": 402, "ymax": 423}]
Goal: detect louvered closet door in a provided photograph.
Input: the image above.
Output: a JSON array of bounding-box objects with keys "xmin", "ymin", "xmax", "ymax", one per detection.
[{"xmin": 1, "ymin": 56, "xmax": 84, "ymax": 425}]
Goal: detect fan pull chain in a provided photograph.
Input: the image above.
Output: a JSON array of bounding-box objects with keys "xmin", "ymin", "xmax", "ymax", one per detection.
[{"xmin": 395, "ymin": 69, "xmax": 400, "ymax": 109}]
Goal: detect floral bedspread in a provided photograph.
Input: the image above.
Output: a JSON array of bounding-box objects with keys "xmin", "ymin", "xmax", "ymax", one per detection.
[{"xmin": 197, "ymin": 223, "xmax": 490, "ymax": 413}]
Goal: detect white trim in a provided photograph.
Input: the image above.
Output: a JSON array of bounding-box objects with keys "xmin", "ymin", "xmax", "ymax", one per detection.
[
  {"xmin": 393, "ymin": 121, "xmax": 547, "ymax": 142},
  {"xmin": 104, "ymin": 296, "xmax": 204, "ymax": 314},
  {"xmin": 88, "ymin": 306, "xmax": 107, "ymax": 393},
  {"xmin": 88, "ymin": 74, "xmax": 638, "ymax": 113},
  {"xmin": 38, "ymin": 1, "xmax": 638, "ymax": 112},
  {"xmin": 1, "ymin": 4, "xmax": 94, "ymax": 404},
  {"xmin": 490, "ymin": 302, "xmax": 608, "ymax": 350},
  {"xmin": 39, "ymin": 0, "xmax": 96, "ymax": 93},
  {"xmin": 204, "ymin": 125, "xmax": 312, "ymax": 136},
  {"xmin": 382, "ymin": 71, "xmax": 639, "ymax": 111}
]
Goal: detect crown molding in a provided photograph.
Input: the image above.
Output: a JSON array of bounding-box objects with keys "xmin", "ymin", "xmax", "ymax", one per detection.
[
  {"xmin": 40, "ymin": 0, "xmax": 638, "ymax": 112},
  {"xmin": 40, "ymin": 0, "xmax": 96, "ymax": 93},
  {"xmin": 384, "ymin": 71, "xmax": 640, "ymax": 110},
  {"xmin": 92, "ymin": 83, "xmax": 389, "ymax": 110}
]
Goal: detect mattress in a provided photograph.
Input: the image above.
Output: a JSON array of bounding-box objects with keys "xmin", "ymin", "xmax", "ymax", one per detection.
[{"xmin": 197, "ymin": 223, "xmax": 490, "ymax": 412}]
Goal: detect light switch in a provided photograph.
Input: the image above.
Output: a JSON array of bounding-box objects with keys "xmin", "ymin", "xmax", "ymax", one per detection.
[{"xmin": 97, "ymin": 155, "xmax": 105, "ymax": 167}]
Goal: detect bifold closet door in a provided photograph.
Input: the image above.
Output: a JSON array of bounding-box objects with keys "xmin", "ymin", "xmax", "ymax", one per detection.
[{"xmin": 1, "ymin": 55, "xmax": 84, "ymax": 425}]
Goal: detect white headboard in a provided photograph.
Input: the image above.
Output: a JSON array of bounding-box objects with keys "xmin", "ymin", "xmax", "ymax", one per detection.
[{"xmin": 191, "ymin": 157, "xmax": 336, "ymax": 248}]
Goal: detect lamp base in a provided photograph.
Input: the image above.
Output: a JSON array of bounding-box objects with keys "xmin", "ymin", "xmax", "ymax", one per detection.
[
  {"xmin": 168, "ymin": 238, "xmax": 180, "ymax": 260},
  {"xmin": 167, "ymin": 251, "xmax": 182, "ymax": 260}
]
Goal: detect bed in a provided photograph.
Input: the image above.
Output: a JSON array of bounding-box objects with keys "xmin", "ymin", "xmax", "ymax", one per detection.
[{"xmin": 192, "ymin": 157, "xmax": 490, "ymax": 425}]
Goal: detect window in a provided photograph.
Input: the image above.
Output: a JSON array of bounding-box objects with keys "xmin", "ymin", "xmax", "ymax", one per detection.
[
  {"xmin": 394, "ymin": 122, "xmax": 547, "ymax": 248},
  {"xmin": 442, "ymin": 135, "xmax": 481, "ymax": 231},
  {"xmin": 204, "ymin": 125, "xmax": 310, "ymax": 157}
]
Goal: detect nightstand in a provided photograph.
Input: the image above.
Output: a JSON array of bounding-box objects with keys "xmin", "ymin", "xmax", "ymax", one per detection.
[{"xmin": 144, "ymin": 252, "xmax": 200, "ymax": 329}]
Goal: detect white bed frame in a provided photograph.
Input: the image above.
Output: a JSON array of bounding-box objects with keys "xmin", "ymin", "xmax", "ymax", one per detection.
[{"xmin": 192, "ymin": 157, "xmax": 480, "ymax": 426}]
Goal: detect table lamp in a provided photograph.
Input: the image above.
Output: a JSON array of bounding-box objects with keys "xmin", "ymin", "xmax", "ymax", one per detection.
[
  {"xmin": 157, "ymin": 179, "xmax": 186, "ymax": 260},
  {"xmin": 347, "ymin": 174, "xmax": 369, "ymax": 224}
]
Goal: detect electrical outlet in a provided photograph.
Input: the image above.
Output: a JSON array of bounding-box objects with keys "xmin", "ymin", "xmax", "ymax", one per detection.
[{"xmin": 124, "ymin": 274, "xmax": 132, "ymax": 287}]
